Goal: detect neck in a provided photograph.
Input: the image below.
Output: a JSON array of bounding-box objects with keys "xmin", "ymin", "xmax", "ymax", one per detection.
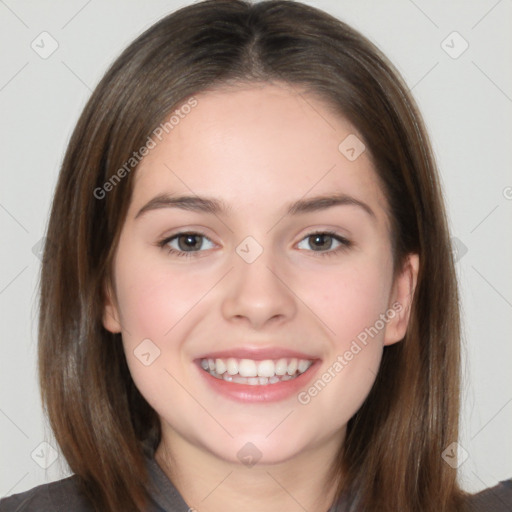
[{"xmin": 154, "ymin": 429, "xmax": 345, "ymax": 512}]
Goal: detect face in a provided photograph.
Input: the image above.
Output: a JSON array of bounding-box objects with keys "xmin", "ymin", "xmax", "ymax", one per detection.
[{"xmin": 103, "ymin": 83, "xmax": 418, "ymax": 468}]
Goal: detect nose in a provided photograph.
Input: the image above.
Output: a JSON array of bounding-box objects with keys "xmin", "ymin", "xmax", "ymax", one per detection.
[{"xmin": 220, "ymin": 247, "xmax": 297, "ymax": 330}]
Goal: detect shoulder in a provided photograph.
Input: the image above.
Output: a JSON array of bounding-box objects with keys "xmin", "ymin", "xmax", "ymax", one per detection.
[
  {"xmin": 466, "ymin": 479, "xmax": 512, "ymax": 511},
  {"xmin": 0, "ymin": 475, "xmax": 93, "ymax": 512}
]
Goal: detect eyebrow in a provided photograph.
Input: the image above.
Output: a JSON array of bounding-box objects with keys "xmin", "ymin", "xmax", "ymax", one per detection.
[{"xmin": 134, "ymin": 192, "xmax": 376, "ymax": 221}]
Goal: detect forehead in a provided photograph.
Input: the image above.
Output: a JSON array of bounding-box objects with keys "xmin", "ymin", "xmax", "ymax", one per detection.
[{"xmin": 131, "ymin": 83, "xmax": 388, "ymax": 224}]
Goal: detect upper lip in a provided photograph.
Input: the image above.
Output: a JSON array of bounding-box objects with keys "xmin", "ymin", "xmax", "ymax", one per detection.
[{"xmin": 195, "ymin": 347, "xmax": 320, "ymax": 361}]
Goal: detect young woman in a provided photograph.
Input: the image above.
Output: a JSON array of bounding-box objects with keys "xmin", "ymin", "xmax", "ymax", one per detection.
[{"xmin": 1, "ymin": 1, "xmax": 510, "ymax": 511}]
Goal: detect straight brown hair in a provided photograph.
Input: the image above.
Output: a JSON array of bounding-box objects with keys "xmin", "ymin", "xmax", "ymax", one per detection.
[{"xmin": 38, "ymin": 1, "xmax": 470, "ymax": 510}]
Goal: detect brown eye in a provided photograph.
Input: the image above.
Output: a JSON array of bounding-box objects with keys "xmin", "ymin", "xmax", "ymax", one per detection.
[
  {"xmin": 297, "ymin": 231, "xmax": 352, "ymax": 257},
  {"xmin": 158, "ymin": 232, "xmax": 215, "ymax": 258}
]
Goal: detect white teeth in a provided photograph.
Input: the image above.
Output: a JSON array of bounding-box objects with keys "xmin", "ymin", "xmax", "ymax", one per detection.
[
  {"xmin": 227, "ymin": 357, "xmax": 238, "ymax": 375},
  {"xmin": 298, "ymin": 359, "xmax": 310, "ymax": 373},
  {"xmin": 257, "ymin": 359, "xmax": 275, "ymax": 378},
  {"xmin": 215, "ymin": 358, "xmax": 227, "ymax": 375},
  {"xmin": 199, "ymin": 356, "xmax": 314, "ymax": 382},
  {"xmin": 287, "ymin": 358, "xmax": 298, "ymax": 375},
  {"xmin": 275, "ymin": 358, "xmax": 288, "ymax": 375},
  {"xmin": 218, "ymin": 372, "xmax": 294, "ymax": 385},
  {"xmin": 239, "ymin": 359, "xmax": 258, "ymax": 377}
]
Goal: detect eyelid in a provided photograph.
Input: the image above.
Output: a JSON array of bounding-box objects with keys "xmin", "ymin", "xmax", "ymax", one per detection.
[
  {"xmin": 157, "ymin": 229, "xmax": 216, "ymax": 253},
  {"xmin": 157, "ymin": 227, "xmax": 215, "ymax": 244},
  {"xmin": 296, "ymin": 230, "xmax": 352, "ymax": 254}
]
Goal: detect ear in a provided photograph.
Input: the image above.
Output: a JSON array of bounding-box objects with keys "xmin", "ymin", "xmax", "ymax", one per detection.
[
  {"xmin": 383, "ymin": 253, "xmax": 419, "ymax": 346},
  {"xmin": 102, "ymin": 280, "xmax": 122, "ymax": 333}
]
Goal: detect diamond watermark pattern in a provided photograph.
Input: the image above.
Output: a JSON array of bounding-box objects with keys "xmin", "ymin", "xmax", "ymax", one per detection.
[
  {"xmin": 237, "ymin": 442, "xmax": 262, "ymax": 468},
  {"xmin": 236, "ymin": 236, "xmax": 263, "ymax": 264},
  {"xmin": 32, "ymin": 237, "xmax": 47, "ymax": 261},
  {"xmin": 31, "ymin": 31, "xmax": 59, "ymax": 59},
  {"xmin": 451, "ymin": 236, "xmax": 468, "ymax": 263},
  {"xmin": 338, "ymin": 134, "xmax": 366, "ymax": 161},
  {"xmin": 441, "ymin": 441, "xmax": 469, "ymax": 469},
  {"xmin": 134, "ymin": 338, "xmax": 161, "ymax": 366},
  {"xmin": 31, "ymin": 441, "xmax": 59, "ymax": 469},
  {"xmin": 441, "ymin": 31, "xmax": 469, "ymax": 59}
]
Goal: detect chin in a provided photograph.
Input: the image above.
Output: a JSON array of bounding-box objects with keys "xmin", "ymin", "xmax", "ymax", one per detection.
[{"xmin": 203, "ymin": 431, "xmax": 310, "ymax": 467}]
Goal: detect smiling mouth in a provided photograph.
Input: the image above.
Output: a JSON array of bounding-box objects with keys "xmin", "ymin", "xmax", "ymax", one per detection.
[{"xmin": 199, "ymin": 356, "xmax": 315, "ymax": 386}]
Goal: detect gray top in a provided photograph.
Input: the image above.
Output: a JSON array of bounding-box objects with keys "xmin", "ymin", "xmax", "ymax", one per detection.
[
  {"xmin": 0, "ymin": 457, "xmax": 190, "ymax": 512},
  {"xmin": 0, "ymin": 456, "xmax": 511, "ymax": 511}
]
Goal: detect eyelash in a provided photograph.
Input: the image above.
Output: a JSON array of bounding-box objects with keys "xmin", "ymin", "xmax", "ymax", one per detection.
[{"xmin": 157, "ymin": 230, "xmax": 352, "ymax": 258}]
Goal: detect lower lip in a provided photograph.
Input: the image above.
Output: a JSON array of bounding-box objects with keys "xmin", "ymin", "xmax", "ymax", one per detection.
[{"xmin": 194, "ymin": 360, "xmax": 321, "ymax": 403}]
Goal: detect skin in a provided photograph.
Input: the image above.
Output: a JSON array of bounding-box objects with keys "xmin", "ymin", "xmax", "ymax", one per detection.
[{"xmin": 103, "ymin": 82, "xmax": 419, "ymax": 512}]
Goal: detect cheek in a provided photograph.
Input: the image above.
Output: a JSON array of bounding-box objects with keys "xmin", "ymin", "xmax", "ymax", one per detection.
[
  {"xmin": 115, "ymin": 254, "xmax": 208, "ymax": 341},
  {"xmin": 293, "ymin": 257, "xmax": 392, "ymax": 414},
  {"xmin": 303, "ymin": 258, "xmax": 392, "ymax": 346},
  {"xmin": 113, "ymin": 254, "xmax": 207, "ymax": 406}
]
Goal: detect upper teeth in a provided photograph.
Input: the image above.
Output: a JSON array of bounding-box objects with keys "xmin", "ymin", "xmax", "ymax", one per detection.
[{"xmin": 200, "ymin": 357, "xmax": 313, "ymax": 378}]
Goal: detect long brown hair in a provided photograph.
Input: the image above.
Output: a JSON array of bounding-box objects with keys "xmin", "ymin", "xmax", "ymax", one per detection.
[{"xmin": 38, "ymin": 1, "xmax": 469, "ymax": 510}]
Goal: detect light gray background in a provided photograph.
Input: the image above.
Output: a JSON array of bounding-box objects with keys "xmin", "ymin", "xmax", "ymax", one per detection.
[{"xmin": 1, "ymin": 0, "xmax": 511, "ymax": 499}]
